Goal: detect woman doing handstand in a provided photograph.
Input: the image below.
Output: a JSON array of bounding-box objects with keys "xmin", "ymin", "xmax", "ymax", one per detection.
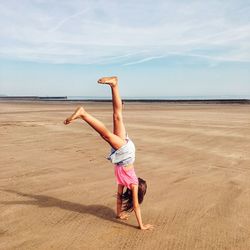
[{"xmin": 64, "ymin": 76, "xmax": 153, "ymax": 230}]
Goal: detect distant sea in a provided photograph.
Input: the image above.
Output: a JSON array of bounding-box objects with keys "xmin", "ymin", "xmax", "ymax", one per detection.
[
  {"xmin": 1, "ymin": 95, "xmax": 250, "ymax": 103},
  {"xmin": 67, "ymin": 95, "xmax": 250, "ymax": 100}
]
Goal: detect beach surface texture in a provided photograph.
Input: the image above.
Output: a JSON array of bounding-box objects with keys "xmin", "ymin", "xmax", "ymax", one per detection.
[{"xmin": 1, "ymin": 101, "xmax": 250, "ymax": 250}]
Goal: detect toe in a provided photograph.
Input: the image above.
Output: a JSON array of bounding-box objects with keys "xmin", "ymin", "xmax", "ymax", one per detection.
[
  {"xmin": 98, "ymin": 78, "xmax": 104, "ymax": 83},
  {"xmin": 64, "ymin": 119, "xmax": 70, "ymax": 125}
]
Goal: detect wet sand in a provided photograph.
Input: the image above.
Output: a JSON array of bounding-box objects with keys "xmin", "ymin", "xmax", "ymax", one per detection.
[{"xmin": 1, "ymin": 101, "xmax": 250, "ymax": 250}]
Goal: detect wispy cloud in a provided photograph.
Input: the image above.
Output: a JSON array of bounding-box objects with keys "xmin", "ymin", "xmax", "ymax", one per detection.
[
  {"xmin": 48, "ymin": 7, "xmax": 90, "ymax": 33},
  {"xmin": 0, "ymin": 0, "xmax": 250, "ymax": 65},
  {"xmin": 123, "ymin": 55, "xmax": 167, "ymax": 66}
]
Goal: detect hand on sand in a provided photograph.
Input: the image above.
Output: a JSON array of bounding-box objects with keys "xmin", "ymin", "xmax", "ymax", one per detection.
[
  {"xmin": 140, "ymin": 224, "xmax": 154, "ymax": 230},
  {"xmin": 116, "ymin": 213, "xmax": 130, "ymax": 221}
]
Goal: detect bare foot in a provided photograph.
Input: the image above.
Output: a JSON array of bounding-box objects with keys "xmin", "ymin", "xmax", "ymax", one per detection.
[
  {"xmin": 64, "ymin": 106, "xmax": 85, "ymax": 125},
  {"xmin": 97, "ymin": 76, "xmax": 118, "ymax": 87}
]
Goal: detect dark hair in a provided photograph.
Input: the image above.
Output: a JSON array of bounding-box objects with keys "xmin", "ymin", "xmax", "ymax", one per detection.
[{"xmin": 121, "ymin": 177, "xmax": 147, "ymax": 212}]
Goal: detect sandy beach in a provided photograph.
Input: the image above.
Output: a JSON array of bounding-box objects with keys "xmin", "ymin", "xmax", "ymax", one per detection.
[{"xmin": 1, "ymin": 101, "xmax": 250, "ymax": 250}]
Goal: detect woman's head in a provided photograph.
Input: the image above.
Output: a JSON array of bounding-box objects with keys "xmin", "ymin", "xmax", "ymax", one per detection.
[
  {"xmin": 121, "ymin": 177, "xmax": 147, "ymax": 212},
  {"xmin": 138, "ymin": 177, "xmax": 147, "ymax": 204}
]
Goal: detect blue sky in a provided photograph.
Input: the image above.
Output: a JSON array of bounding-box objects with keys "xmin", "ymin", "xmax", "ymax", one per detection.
[{"xmin": 0, "ymin": 0, "xmax": 249, "ymax": 98}]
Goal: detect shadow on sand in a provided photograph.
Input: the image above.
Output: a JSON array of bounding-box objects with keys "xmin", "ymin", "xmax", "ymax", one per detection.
[{"xmin": 1, "ymin": 189, "xmax": 137, "ymax": 229}]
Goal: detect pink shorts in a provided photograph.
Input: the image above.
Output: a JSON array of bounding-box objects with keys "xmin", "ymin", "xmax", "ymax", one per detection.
[{"xmin": 114, "ymin": 165, "xmax": 139, "ymax": 190}]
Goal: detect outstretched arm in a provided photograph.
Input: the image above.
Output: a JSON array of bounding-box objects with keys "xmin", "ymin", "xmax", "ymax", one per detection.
[
  {"xmin": 116, "ymin": 184, "xmax": 124, "ymax": 218},
  {"xmin": 131, "ymin": 184, "xmax": 153, "ymax": 230}
]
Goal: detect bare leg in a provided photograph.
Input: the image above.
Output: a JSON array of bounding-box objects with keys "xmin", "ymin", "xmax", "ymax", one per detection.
[
  {"xmin": 64, "ymin": 106, "xmax": 125, "ymax": 150},
  {"xmin": 98, "ymin": 76, "xmax": 126, "ymax": 140}
]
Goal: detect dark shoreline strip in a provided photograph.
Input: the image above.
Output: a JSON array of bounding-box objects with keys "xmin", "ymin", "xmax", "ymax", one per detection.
[{"xmin": 0, "ymin": 96, "xmax": 250, "ymax": 104}]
